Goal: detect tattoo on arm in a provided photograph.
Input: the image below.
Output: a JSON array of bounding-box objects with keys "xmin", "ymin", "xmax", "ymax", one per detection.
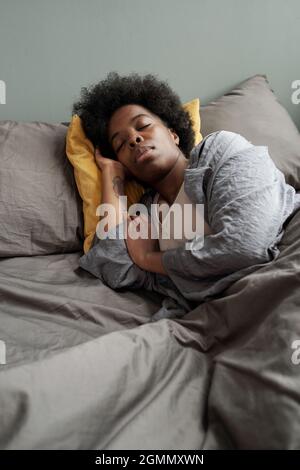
[{"xmin": 112, "ymin": 175, "xmax": 125, "ymax": 197}]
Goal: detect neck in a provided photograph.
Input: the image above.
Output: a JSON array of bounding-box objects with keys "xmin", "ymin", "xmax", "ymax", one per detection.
[{"xmin": 151, "ymin": 150, "xmax": 189, "ymax": 205}]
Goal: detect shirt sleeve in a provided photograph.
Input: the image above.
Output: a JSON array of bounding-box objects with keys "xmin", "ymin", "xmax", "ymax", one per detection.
[
  {"xmin": 161, "ymin": 144, "xmax": 296, "ymax": 287},
  {"xmin": 78, "ymin": 191, "xmax": 193, "ymax": 315},
  {"xmin": 78, "ymin": 219, "xmax": 154, "ymax": 290},
  {"xmin": 78, "ymin": 217, "xmax": 193, "ymax": 317}
]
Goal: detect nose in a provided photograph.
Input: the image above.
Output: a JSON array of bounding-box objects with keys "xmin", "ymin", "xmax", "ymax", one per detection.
[{"xmin": 128, "ymin": 133, "xmax": 143, "ymax": 148}]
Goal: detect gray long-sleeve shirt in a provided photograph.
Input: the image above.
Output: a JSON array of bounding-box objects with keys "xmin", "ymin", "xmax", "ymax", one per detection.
[{"xmin": 79, "ymin": 131, "xmax": 300, "ymax": 321}]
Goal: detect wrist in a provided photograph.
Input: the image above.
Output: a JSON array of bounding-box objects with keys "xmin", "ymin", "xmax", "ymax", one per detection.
[
  {"xmin": 102, "ymin": 166, "xmax": 125, "ymax": 180},
  {"xmin": 141, "ymin": 251, "xmax": 168, "ymax": 275}
]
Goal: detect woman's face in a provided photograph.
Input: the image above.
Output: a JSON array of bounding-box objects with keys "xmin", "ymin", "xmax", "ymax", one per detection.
[{"xmin": 107, "ymin": 104, "xmax": 181, "ymax": 185}]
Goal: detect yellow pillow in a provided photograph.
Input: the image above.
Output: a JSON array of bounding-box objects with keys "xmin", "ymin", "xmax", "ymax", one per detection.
[{"xmin": 66, "ymin": 98, "xmax": 203, "ymax": 254}]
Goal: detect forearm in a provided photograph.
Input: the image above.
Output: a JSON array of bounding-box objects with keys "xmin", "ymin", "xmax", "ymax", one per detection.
[{"xmin": 100, "ymin": 167, "xmax": 127, "ymax": 229}]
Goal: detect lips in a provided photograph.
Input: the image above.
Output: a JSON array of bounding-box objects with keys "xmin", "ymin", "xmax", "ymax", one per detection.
[{"xmin": 134, "ymin": 146, "xmax": 153, "ymax": 163}]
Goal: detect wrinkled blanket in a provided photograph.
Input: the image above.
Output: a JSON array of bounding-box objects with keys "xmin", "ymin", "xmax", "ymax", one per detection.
[{"xmin": 0, "ymin": 203, "xmax": 299, "ymax": 449}]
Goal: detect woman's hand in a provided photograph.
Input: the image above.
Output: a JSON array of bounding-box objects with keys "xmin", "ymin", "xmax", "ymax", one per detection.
[
  {"xmin": 94, "ymin": 147, "xmax": 131, "ymax": 179},
  {"xmin": 125, "ymin": 213, "xmax": 160, "ymax": 270}
]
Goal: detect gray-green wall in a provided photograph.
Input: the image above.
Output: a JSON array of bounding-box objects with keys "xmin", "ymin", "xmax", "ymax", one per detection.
[{"xmin": 0, "ymin": 0, "xmax": 299, "ymax": 129}]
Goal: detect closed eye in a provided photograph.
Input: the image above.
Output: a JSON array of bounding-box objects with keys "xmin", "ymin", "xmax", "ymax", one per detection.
[{"xmin": 116, "ymin": 125, "xmax": 150, "ymax": 152}]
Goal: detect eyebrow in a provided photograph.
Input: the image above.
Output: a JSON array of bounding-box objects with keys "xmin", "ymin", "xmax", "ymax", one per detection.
[{"xmin": 110, "ymin": 113, "xmax": 150, "ymax": 145}]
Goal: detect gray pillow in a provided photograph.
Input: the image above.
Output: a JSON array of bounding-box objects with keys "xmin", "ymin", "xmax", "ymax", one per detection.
[
  {"xmin": 0, "ymin": 121, "xmax": 84, "ymax": 256},
  {"xmin": 200, "ymin": 74, "xmax": 300, "ymax": 190}
]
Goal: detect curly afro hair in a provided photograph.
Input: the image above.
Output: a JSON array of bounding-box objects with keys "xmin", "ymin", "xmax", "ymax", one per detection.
[{"xmin": 72, "ymin": 71, "xmax": 196, "ymax": 161}]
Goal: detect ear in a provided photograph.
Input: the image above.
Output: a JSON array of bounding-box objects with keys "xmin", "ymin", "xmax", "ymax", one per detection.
[{"xmin": 169, "ymin": 128, "xmax": 180, "ymax": 146}]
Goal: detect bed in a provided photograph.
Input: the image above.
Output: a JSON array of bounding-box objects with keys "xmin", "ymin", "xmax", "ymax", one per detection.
[{"xmin": 0, "ymin": 74, "xmax": 300, "ymax": 449}]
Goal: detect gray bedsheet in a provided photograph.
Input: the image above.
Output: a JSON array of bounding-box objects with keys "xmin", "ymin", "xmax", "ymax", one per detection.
[{"xmin": 0, "ymin": 205, "xmax": 300, "ymax": 449}]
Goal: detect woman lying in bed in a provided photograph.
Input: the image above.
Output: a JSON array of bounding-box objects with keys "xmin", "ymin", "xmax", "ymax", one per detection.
[{"xmin": 74, "ymin": 72, "xmax": 300, "ymax": 321}]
